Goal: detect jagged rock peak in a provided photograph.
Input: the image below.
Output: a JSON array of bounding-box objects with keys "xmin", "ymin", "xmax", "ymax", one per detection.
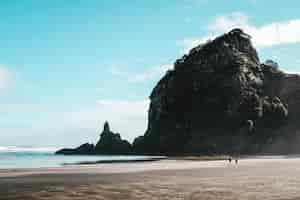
[
  {"xmin": 174, "ymin": 28, "xmax": 259, "ymax": 71},
  {"xmin": 103, "ymin": 121, "xmax": 110, "ymax": 133},
  {"xmin": 95, "ymin": 121, "xmax": 132, "ymax": 154},
  {"xmin": 56, "ymin": 121, "xmax": 132, "ymax": 155}
]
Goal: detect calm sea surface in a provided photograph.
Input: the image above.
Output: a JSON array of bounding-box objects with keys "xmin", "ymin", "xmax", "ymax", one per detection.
[{"xmin": 0, "ymin": 146, "xmax": 158, "ymax": 169}]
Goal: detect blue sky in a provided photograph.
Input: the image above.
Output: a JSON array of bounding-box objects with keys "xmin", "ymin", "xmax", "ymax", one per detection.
[{"xmin": 0, "ymin": 0, "xmax": 300, "ymax": 148}]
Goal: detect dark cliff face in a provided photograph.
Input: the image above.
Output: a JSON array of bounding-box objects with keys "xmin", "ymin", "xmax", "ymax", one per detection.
[
  {"xmin": 262, "ymin": 65, "xmax": 300, "ymax": 153},
  {"xmin": 133, "ymin": 29, "xmax": 291, "ymax": 155}
]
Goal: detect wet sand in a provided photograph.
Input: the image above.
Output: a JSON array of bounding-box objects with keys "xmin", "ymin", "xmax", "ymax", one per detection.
[{"xmin": 1, "ymin": 158, "xmax": 300, "ymax": 199}]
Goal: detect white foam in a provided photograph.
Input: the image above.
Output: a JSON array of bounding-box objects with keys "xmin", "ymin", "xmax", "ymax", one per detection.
[{"xmin": 0, "ymin": 146, "xmax": 60, "ymax": 153}]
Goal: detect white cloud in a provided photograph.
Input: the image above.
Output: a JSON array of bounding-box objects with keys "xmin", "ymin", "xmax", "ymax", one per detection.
[
  {"xmin": 181, "ymin": 12, "xmax": 300, "ymax": 52},
  {"xmin": 60, "ymin": 63, "xmax": 174, "ymax": 145},
  {"xmin": 64, "ymin": 99, "xmax": 150, "ymax": 142},
  {"xmin": 109, "ymin": 64, "xmax": 173, "ymax": 83},
  {"xmin": 4, "ymin": 100, "xmax": 150, "ymax": 146},
  {"xmin": 0, "ymin": 65, "xmax": 12, "ymax": 89},
  {"xmin": 129, "ymin": 64, "xmax": 173, "ymax": 82}
]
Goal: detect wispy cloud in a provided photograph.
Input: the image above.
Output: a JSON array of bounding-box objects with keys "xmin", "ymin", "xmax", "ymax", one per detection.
[
  {"xmin": 64, "ymin": 99, "xmax": 150, "ymax": 142},
  {"xmin": 0, "ymin": 65, "xmax": 12, "ymax": 90},
  {"xmin": 109, "ymin": 64, "xmax": 173, "ymax": 83},
  {"xmin": 181, "ymin": 12, "xmax": 300, "ymax": 52}
]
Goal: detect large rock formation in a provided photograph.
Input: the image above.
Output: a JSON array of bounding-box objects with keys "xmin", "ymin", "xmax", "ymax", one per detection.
[
  {"xmin": 133, "ymin": 29, "xmax": 295, "ymax": 155},
  {"xmin": 57, "ymin": 29, "xmax": 300, "ymax": 156},
  {"xmin": 56, "ymin": 122, "xmax": 131, "ymax": 155}
]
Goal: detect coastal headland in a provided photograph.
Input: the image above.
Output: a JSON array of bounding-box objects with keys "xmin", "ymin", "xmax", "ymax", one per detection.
[{"xmin": 57, "ymin": 29, "xmax": 300, "ymax": 156}]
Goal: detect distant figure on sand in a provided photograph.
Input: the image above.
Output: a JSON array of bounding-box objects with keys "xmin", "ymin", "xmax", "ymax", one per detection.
[
  {"xmin": 228, "ymin": 157, "xmax": 232, "ymax": 163},
  {"xmin": 235, "ymin": 159, "xmax": 238, "ymax": 164}
]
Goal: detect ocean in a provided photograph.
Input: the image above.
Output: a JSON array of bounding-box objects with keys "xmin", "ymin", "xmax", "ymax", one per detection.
[{"xmin": 0, "ymin": 146, "xmax": 157, "ymax": 169}]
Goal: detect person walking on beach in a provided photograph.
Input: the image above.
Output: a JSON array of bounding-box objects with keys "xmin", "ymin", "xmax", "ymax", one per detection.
[
  {"xmin": 228, "ymin": 157, "xmax": 232, "ymax": 163},
  {"xmin": 235, "ymin": 158, "xmax": 238, "ymax": 164}
]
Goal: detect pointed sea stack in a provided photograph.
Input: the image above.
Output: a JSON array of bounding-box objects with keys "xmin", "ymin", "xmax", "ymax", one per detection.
[
  {"xmin": 56, "ymin": 121, "xmax": 132, "ymax": 155},
  {"xmin": 95, "ymin": 121, "xmax": 132, "ymax": 154}
]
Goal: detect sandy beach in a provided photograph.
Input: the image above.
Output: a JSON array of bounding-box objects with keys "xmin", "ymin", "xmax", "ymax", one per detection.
[{"xmin": 1, "ymin": 157, "xmax": 300, "ymax": 199}]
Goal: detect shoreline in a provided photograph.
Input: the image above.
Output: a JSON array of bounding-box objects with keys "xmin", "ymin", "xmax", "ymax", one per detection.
[
  {"xmin": 1, "ymin": 153, "xmax": 300, "ymax": 172},
  {"xmin": 2, "ymin": 157, "xmax": 300, "ymax": 199},
  {"xmin": 1, "ymin": 154, "xmax": 300, "ymax": 176},
  {"xmin": 62, "ymin": 157, "xmax": 166, "ymax": 165},
  {"xmin": 61, "ymin": 153, "xmax": 300, "ymax": 165}
]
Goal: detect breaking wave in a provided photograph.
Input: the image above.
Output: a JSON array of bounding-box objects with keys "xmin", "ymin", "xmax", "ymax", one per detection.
[{"xmin": 0, "ymin": 146, "xmax": 60, "ymax": 153}]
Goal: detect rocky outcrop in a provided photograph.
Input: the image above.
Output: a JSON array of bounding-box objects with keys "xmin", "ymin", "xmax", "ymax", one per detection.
[
  {"xmin": 95, "ymin": 121, "xmax": 132, "ymax": 154},
  {"xmin": 56, "ymin": 143, "xmax": 95, "ymax": 155},
  {"xmin": 133, "ymin": 29, "xmax": 292, "ymax": 155},
  {"xmin": 56, "ymin": 122, "xmax": 131, "ymax": 155}
]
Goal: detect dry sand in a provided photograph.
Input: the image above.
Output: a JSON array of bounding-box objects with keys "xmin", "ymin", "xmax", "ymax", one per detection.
[{"xmin": 1, "ymin": 157, "xmax": 300, "ymax": 199}]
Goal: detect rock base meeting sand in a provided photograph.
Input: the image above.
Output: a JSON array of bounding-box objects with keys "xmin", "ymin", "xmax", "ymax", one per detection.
[{"xmin": 1, "ymin": 157, "xmax": 300, "ymax": 199}]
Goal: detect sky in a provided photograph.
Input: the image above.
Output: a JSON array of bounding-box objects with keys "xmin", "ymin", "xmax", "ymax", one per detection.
[{"xmin": 0, "ymin": 0, "xmax": 300, "ymax": 148}]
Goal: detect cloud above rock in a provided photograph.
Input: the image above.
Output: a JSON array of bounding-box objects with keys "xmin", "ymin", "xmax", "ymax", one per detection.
[
  {"xmin": 0, "ymin": 65, "xmax": 12, "ymax": 90},
  {"xmin": 181, "ymin": 12, "xmax": 300, "ymax": 52}
]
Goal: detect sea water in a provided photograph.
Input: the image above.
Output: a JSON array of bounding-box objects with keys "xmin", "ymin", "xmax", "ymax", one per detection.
[{"xmin": 0, "ymin": 146, "xmax": 157, "ymax": 169}]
